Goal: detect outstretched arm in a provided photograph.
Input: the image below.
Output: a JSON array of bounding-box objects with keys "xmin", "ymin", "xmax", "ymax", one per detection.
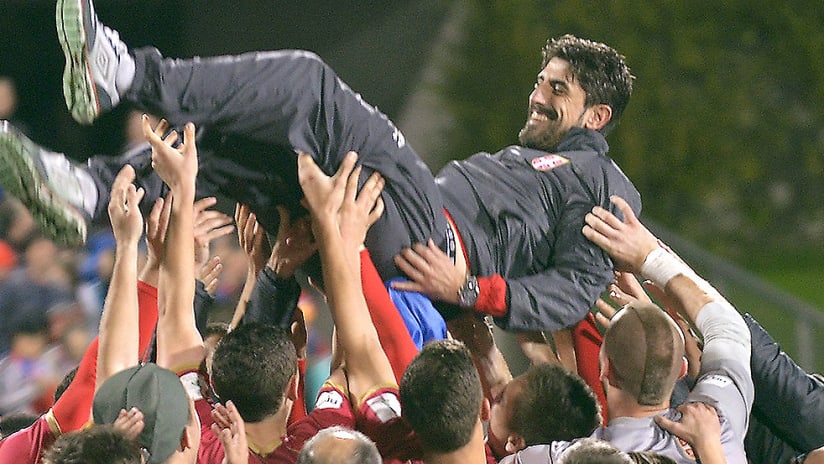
[
  {"xmin": 96, "ymin": 166, "xmax": 145, "ymax": 390},
  {"xmin": 142, "ymin": 117, "xmax": 203, "ymax": 370},
  {"xmin": 298, "ymin": 151, "xmax": 391, "ymax": 401},
  {"xmin": 583, "ymin": 195, "xmax": 754, "ymax": 442},
  {"xmin": 393, "ymin": 200, "xmax": 624, "ymax": 332}
]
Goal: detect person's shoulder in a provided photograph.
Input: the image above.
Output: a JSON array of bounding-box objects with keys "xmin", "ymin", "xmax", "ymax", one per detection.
[{"xmin": 0, "ymin": 415, "xmax": 54, "ymax": 462}]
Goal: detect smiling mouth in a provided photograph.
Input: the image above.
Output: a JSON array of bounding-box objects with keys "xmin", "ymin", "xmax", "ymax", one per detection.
[{"xmin": 528, "ymin": 107, "xmax": 557, "ymax": 124}]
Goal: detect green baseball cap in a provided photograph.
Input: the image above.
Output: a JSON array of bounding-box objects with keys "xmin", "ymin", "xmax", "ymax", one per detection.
[{"xmin": 92, "ymin": 363, "xmax": 190, "ymax": 464}]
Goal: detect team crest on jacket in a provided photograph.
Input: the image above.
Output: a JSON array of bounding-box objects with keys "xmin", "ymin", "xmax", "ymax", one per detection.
[
  {"xmin": 677, "ymin": 437, "xmax": 696, "ymax": 460},
  {"xmin": 531, "ymin": 154, "xmax": 569, "ymax": 171}
]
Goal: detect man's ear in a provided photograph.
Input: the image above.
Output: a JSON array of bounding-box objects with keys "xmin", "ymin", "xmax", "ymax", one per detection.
[
  {"xmin": 505, "ymin": 433, "xmax": 527, "ymax": 453},
  {"xmin": 480, "ymin": 398, "xmax": 491, "ymax": 422},
  {"xmin": 600, "ymin": 355, "xmax": 618, "ymax": 388},
  {"xmin": 678, "ymin": 357, "xmax": 688, "ymax": 379},
  {"xmin": 583, "ymin": 104, "xmax": 612, "ymax": 131},
  {"xmin": 286, "ymin": 373, "xmax": 299, "ymax": 401}
]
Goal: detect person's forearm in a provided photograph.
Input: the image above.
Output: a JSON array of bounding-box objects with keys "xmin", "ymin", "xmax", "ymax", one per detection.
[
  {"xmin": 229, "ymin": 272, "xmax": 256, "ymax": 329},
  {"xmin": 242, "ymin": 267, "xmax": 300, "ymax": 327},
  {"xmin": 693, "ymin": 302, "xmax": 750, "ymax": 371},
  {"xmin": 157, "ymin": 185, "xmax": 201, "ymax": 367},
  {"xmin": 694, "ymin": 440, "xmax": 727, "ymax": 464},
  {"xmin": 318, "ymin": 225, "xmax": 375, "ymax": 362},
  {"xmin": 96, "ymin": 241, "xmax": 140, "ymax": 389},
  {"xmin": 138, "ymin": 256, "xmax": 160, "ymax": 287}
]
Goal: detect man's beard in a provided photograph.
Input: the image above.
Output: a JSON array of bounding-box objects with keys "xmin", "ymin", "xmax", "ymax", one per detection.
[{"xmin": 518, "ymin": 121, "xmax": 565, "ymax": 152}]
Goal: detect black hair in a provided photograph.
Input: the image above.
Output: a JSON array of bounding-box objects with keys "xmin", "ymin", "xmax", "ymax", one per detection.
[
  {"xmin": 542, "ymin": 34, "xmax": 634, "ymax": 135},
  {"xmin": 400, "ymin": 339, "xmax": 483, "ymax": 453},
  {"xmin": 210, "ymin": 323, "xmax": 297, "ymax": 422}
]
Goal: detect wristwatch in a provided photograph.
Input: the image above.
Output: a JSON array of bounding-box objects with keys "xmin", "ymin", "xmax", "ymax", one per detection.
[{"xmin": 458, "ymin": 275, "xmax": 480, "ymax": 308}]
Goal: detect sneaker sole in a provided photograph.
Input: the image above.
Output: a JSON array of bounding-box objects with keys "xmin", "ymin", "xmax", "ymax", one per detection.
[
  {"xmin": 0, "ymin": 124, "xmax": 87, "ymax": 246},
  {"xmin": 57, "ymin": 0, "xmax": 99, "ymax": 125}
]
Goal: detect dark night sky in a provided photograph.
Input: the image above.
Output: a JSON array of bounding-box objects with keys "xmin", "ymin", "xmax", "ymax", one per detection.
[{"xmin": 0, "ymin": 0, "xmax": 450, "ymax": 159}]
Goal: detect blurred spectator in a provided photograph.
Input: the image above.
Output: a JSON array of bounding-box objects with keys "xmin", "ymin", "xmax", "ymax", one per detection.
[
  {"xmin": 42, "ymin": 322, "xmax": 91, "ymax": 380},
  {"xmin": 0, "ymin": 322, "xmax": 62, "ymax": 415},
  {"xmin": 0, "ymin": 234, "xmax": 75, "ymax": 355},
  {"xmin": 0, "ymin": 239, "xmax": 18, "ymax": 282}
]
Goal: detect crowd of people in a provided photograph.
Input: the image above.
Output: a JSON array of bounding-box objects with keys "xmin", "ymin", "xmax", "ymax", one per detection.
[{"xmin": 0, "ymin": 0, "xmax": 822, "ymax": 462}]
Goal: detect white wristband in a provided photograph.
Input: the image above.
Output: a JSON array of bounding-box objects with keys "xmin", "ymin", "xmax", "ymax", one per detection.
[{"xmin": 640, "ymin": 247, "xmax": 689, "ymax": 288}]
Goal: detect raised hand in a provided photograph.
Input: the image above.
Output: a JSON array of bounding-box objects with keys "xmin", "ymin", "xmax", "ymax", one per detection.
[
  {"xmin": 267, "ymin": 206, "xmax": 316, "ymax": 279},
  {"xmin": 297, "ymin": 151, "xmax": 356, "ymax": 227},
  {"xmin": 297, "ymin": 151, "xmax": 384, "ymax": 249},
  {"xmin": 392, "ymin": 238, "xmax": 465, "ymax": 305},
  {"xmin": 211, "ymin": 401, "xmax": 249, "ymax": 464},
  {"xmin": 198, "ymin": 256, "xmax": 223, "ymax": 296},
  {"xmin": 142, "ymin": 116, "xmax": 198, "ymax": 191},
  {"xmin": 655, "ymin": 402, "xmax": 725, "ymax": 463},
  {"xmin": 336, "ymin": 159, "xmax": 384, "ymax": 250},
  {"xmin": 145, "ymin": 195, "xmax": 172, "ymax": 265},
  {"xmin": 111, "ymin": 407, "xmax": 145, "ymax": 441},
  {"xmin": 107, "ymin": 165, "xmax": 145, "ymax": 246},
  {"xmin": 234, "ymin": 203, "xmax": 270, "ymax": 278},
  {"xmin": 194, "ymin": 197, "xmax": 234, "ymax": 271},
  {"xmin": 582, "ymin": 195, "xmax": 659, "ymax": 273}
]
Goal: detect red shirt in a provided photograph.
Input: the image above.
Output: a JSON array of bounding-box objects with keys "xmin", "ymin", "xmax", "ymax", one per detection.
[{"xmin": 0, "ymin": 411, "xmax": 59, "ymax": 464}]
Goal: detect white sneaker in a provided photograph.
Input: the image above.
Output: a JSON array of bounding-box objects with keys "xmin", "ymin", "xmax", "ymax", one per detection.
[
  {"xmin": 0, "ymin": 121, "xmax": 95, "ymax": 246},
  {"xmin": 57, "ymin": 0, "xmax": 135, "ymax": 125}
]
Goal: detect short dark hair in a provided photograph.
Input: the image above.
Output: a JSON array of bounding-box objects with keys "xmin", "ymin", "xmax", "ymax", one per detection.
[
  {"xmin": 542, "ymin": 34, "xmax": 634, "ymax": 135},
  {"xmin": 604, "ymin": 302, "xmax": 684, "ymax": 406},
  {"xmin": 400, "ymin": 339, "xmax": 483, "ymax": 453},
  {"xmin": 297, "ymin": 426, "xmax": 381, "ymax": 464},
  {"xmin": 558, "ymin": 438, "xmax": 634, "ymax": 464},
  {"xmin": 210, "ymin": 323, "xmax": 297, "ymax": 422},
  {"xmin": 41, "ymin": 425, "xmax": 143, "ymax": 464},
  {"xmin": 510, "ymin": 363, "xmax": 602, "ymax": 445}
]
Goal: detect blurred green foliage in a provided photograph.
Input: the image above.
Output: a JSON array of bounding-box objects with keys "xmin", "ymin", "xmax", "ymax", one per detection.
[{"xmin": 437, "ymin": 0, "xmax": 824, "ymax": 264}]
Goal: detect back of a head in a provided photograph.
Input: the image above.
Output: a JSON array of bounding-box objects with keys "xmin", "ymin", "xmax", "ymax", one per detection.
[
  {"xmin": 510, "ymin": 363, "xmax": 602, "ymax": 445},
  {"xmin": 400, "ymin": 339, "xmax": 483, "ymax": 454},
  {"xmin": 558, "ymin": 438, "xmax": 633, "ymax": 464},
  {"xmin": 41, "ymin": 425, "xmax": 143, "ymax": 464},
  {"xmin": 92, "ymin": 364, "xmax": 189, "ymax": 464},
  {"xmin": 210, "ymin": 323, "xmax": 297, "ymax": 423},
  {"xmin": 542, "ymin": 34, "xmax": 634, "ymax": 135},
  {"xmin": 297, "ymin": 426, "xmax": 381, "ymax": 464},
  {"xmin": 0, "ymin": 413, "xmax": 39, "ymax": 439},
  {"xmin": 628, "ymin": 451, "xmax": 678, "ymax": 464},
  {"xmin": 604, "ymin": 302, "xmax": 684, "ymax": 406}
]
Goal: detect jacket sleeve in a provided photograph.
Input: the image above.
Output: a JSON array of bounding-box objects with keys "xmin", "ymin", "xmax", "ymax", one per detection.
[
  {"xmin": 242, "ymin": 267, "xmax": 301, "ymax": 328},
  {"xmin": 686, "ymin": 304, "xmax": 754, "ymax": 443},
  {"xmin": 487, "ymin": 199, "xmax": 615, "ymax": 332},
  {"xmin": 744, "ymin": 313, "xmax": 824, "ymax": 452}
]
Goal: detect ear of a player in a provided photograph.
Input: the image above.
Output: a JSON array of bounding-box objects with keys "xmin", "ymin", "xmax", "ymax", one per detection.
[{"xmin": 583, "ymin": 104, "xmax": 612, "ymax": 131}]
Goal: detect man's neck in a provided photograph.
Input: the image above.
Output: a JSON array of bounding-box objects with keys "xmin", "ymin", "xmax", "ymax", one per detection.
[
  {"xmin": 244, "ymin": 406, "xmax": 290, "ymax": 456},
  {"xmin": 425, "ymin": 426, "xmax": 488, "ymax": 464},
  {"xmin": 606, "ymin": 387, "xmax": 670, "ymax": 421}
]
